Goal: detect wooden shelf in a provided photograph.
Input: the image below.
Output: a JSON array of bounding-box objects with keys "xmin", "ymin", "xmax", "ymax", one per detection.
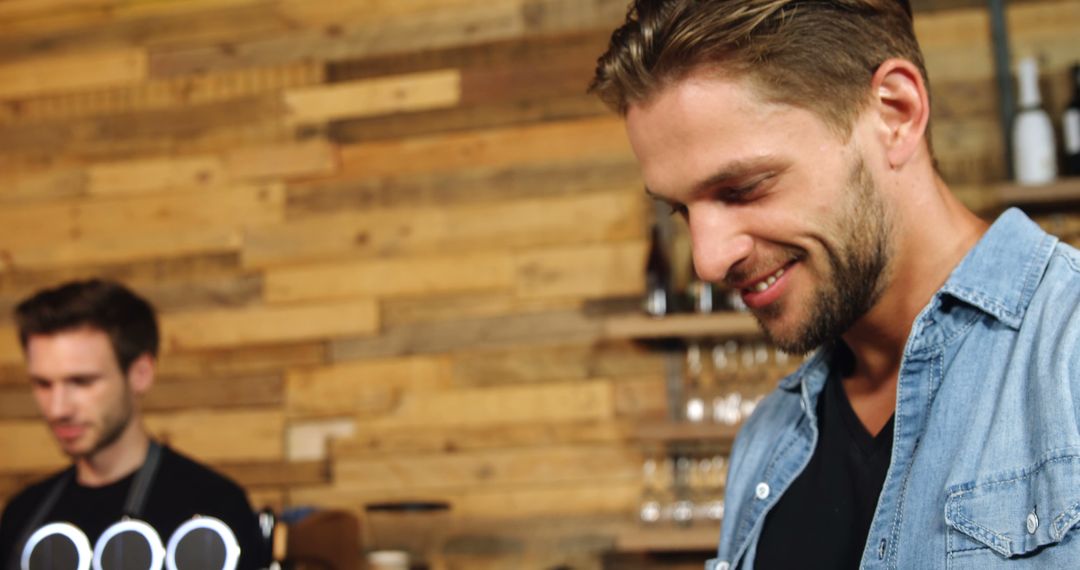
[
  {"xmin": 633, "ymin": 421, "xmax": 741, "ymax": 444},
  {"xmin": 615, "ymin": 525, "xmax": 721, "ymax": 552},
  {"xmin": 997, "ymin": 177, "xmax": 1080, "ymax": 206},
  {"xmin": 600, "ymin": 312, "xmax": 760, "ymax": 340}
]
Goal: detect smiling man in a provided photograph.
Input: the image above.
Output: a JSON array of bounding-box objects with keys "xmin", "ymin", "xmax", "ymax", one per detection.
[
  {"xmin": 0, "ymin": 279, "xmax": 264, "ymax": 569},
  {"xmin": 591, "ymin": 1, "xmax": 1080, "ymax": 568}
]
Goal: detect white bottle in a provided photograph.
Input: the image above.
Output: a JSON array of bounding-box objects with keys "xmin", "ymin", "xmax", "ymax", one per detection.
[{"xmin": 1012, "ymin": 56, "xmax": 1058, "ymax": 185}]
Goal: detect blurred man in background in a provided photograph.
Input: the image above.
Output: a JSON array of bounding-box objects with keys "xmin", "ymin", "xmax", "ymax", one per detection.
[
  {"xmin": 0, "ymin": 279, "xmax": 264, "ymax": 569},
  {"xmin": 592, "ymin": 0, "xmax": 1080, "ymax": 568}
]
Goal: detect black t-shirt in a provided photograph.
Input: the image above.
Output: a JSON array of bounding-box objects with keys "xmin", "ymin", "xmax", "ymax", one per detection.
[
  {"xmin": 755, "ymin": 348, "xmax": 894, "ymax": 569},
  {"xmin": 0, "ymin": 445, "xmax": 264, "ymax": 570}
]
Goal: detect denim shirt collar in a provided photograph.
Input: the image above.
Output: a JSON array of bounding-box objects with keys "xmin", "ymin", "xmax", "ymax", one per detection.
[
  {"xmin": 777, "ymin": 208, "xmax": 1056, "ymax": 392},
  {"xmin": 937, "ymin": 207, "xmax": 1057, "ymax": 330}
]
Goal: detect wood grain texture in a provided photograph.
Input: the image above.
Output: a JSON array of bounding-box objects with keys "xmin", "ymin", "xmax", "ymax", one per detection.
[
  {"xmin": 249, "ymin": 190, "xmax": 644, "ymax": 270},
  {"xmin": 337, "ymin": 116, "xmax": 632, "ymax": 178},
  {"xmin": 330, "ymin": 309, "xmax": 602, "ymax": 360},
  {"xmin": 161, "ymin": 299, "xmax": 379, "ymax": 351},
  {"xmin": 328, "ymin": 444, "xmax": 640, "ymax": 492},
  {"xmin": 264, "ymin": 251, "xmax": 516, "ymax": 304},
  {"xmin": 146, "ymin": 409, "xmax": 284, "ymax": 461},
  {"xmin": 284, "ymin": 69, "xmax": 462, "ymax": 125},
  {"xmin": 0, "ymin": 48, "xmax": 147, "ymax": 100},
  {"xmin": 0, "ymin": 373, "xmax": 282, "ymax": 420},
  {"xmin": 286, "ymin": 355, "xmax": 453, "ymax": 419},
  {"xmin": 333, "ymin": 419, "xmax": 630, "ymax": 457},
  {"xmin": 0, "ymin": 420, "xmax": 66, "ymax": 471},
  {"xmin": 0, "ymin": 61, "xmax": 323, "ymax": 127},
  {"xmin": 0, "ymin": 326, "xmax": 21, "ymax": 365},
  {"xmin": 354, "ymin": 380, "xmax": 615, "ymax": 429}
]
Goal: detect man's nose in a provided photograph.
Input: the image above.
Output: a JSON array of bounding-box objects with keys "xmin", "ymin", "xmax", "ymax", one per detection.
[
  {"xmin": 44, "ymin": 386, "xmax": 73, "ymax": 420},
  {"xmin": 688, "ymin": 205, "xmax": 753, "ymax": 284}
]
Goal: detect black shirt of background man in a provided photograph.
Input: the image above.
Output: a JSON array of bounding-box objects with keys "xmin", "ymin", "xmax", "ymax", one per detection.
[
  {"xmin": 754, "ymin": 345, "xmax": 894, "ymax": 570},
  {"xmin": 0, "ymin": 445, "xmax": 265, "ymax": 570}
]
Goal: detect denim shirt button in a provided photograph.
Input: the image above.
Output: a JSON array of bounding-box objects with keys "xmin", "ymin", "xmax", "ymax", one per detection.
[
  {"xmin": 877, "ymin": 538, "xmax": 887, "ymax": 559},
  {"xmin": 717, "ymin": 563, "xmax": 730, "ymax": 570},
  {"xmin": 755, "ymin": 482, "xmax": 770, "ymax": 500},
  {"xmin": 1026, "ymin": 510, "xmax": 1039, "ymax": 534}
]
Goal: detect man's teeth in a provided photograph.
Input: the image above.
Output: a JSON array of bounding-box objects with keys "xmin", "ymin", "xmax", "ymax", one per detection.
[{"xmin": 748, "ymin": 267, "xmax": 785, "ymax": 293}]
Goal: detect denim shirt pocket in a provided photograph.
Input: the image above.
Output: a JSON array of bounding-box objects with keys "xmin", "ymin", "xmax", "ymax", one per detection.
[{"xmin": 944, "ymin": 453, "xmax": 1080, "ymax": 567}]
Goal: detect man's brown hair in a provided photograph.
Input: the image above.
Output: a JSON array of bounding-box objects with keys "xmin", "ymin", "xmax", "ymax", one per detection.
[
  {"xmin": 15, "ymin": 279, "xmax": 159, "ymax": 373},
  {"xmin": 590, "ymin": 0, "xmax": 927, "ymax": 139}
]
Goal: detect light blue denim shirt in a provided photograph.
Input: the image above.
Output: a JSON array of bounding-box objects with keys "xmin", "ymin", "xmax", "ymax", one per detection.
[{"xmin": 708, "ymin": 208, "xmax": 1080, "ymax": 569}]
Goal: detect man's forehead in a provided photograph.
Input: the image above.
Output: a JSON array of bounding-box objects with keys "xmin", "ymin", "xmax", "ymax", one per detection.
[{"xmin": 26, "ymin": 327, "xmax": 116, "ymax": 367}]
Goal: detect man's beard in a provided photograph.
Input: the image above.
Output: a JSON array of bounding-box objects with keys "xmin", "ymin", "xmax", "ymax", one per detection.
[
  {"xmin": 757, "ymin": 156, "xmax": 893, "ymax": 355},
  {"xmin": 69, "ymin": 390, "xmax": 134, "ymax": 460}
]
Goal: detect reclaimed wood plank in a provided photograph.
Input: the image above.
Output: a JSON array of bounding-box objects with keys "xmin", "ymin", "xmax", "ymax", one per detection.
[
  {"xmin": 158, "ymin": 341, "xmax": 326, "ymax": 379},
  {"xmin": 285, "ymin": 158, "xmax": 642, "ymax": 216},
  {"xmin": 0, "ymin": 252, "xmax": 259, "ymax": 319},
  {"xmin": 337, "ymin": 115, "xmax": 631, "ymax": 178},
  {"xmin": 354, "ymin": 380, "xmax": 614, "ymax": 429},
  {"xmin": 214, "ymin": 459, "xmax": 329, "ymax": 488},
  {"xmin": 146, "ymin": 409, "xmax": 284, "ymax": 462},
  {"xmin": 0, "ymin": 373, "xmax": 282, "ymax": 420},
  {"xmin": 0, "ymin": 420, "xmax": 66, "ymax": 471},
  {"xmin": 88, "ymin": 154, "xmax": 223, "ymax": 196},
  {"xmin": 284, "ymin": 70, "xmax": 462, "ymax": 125},
  {"xmin": 379, "ymin": 292, "xmax": 579, "ymax": 329},
  {"xmin": 264, "ymin": 251, "xmax": 515, "ymax": 304},
  {"xmin": 0, "ymin": 61, "xmax": 322, "ymax": 127},
  {"xmin": 224, "ymin": 139, "xmax": 338, "ymax": 181},
  {"xmin": 0, "ymin": 183, "xmax": 284, "ymax": 250},
  {"xmin": 328, "ymin": 93, "xmax": 607, "ymax": 144},
  {"xmin": 0, "ymin": 94, "xmax": 290, "ymax": 164},
  {"xmin": 331, "ymin": 309, "xmax": 602, "ymax": 360},
  {"xmin": 328, "ymin": 444, "xmax": 640, "ymax": 492},
  {"xmin": 0, "ymin": 167, "xmax": 86, "ymax": 203},
  {"xmin": 149, "ymin": 1, "xmax": 526, "ymax": 77},
  {"xmin": 248, "ymin": 189, "xmax": 644, "ymax": 268},
  {"xmin": 449, "ymin": 341, "xmax": 665, "ymax": 388},
  {"xmin": 0, "ymin": 229, "xmax": 243, "ymax": 272},
  {"xmin": 286, "ymin": 417, "xmax": 357, "ymax": 461},
  {"xmin": 325, "ymin": 28, "xmax": 608, "ymax": 83},
  {"xmin": 332, "ymin": 420, "xmax": 630, "ymax": 456},
  {"xmin": 160, "ymin": 299, "xmax": 379, "ymax": 351},
  {"xmin": 290, "ymin": 479, "xmax": 640, "ymax": 519},
  {"xmin": 0, "ymin": 48, "xmax": 146, "ymax": 100},
  {"xmin": 0, "ymin": 325, "xmax": 22, "ymax": 365},
  {"xmin": 286, "ymin": 355, "xmax": 453, "ymax": 419},
  {"xmin": 146, "ymin": 373, "xmax": 284, "ymax": 412},
  {"xmin": 514, "ymin": 240, "xmax": 647, "ymax": 300}
]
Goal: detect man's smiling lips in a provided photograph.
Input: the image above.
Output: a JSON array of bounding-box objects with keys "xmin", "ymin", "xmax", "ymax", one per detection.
[
  {"xmin": 51, "ymin": 423, "xmax": 85, "ymax": 441},
  {"xmin": 733, "ymin": 261, "xmax": 798, "ymax": 309}
]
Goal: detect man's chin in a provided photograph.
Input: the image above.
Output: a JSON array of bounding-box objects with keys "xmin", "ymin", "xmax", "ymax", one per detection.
[{"xmin": 753, "ymin": 311, "xmax": 820, "ymax": 356}]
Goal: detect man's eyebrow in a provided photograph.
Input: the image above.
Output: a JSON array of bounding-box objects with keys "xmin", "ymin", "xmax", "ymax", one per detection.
[
  {"xmin": 692, "ymin": 156, "xmax": 781, "ymax": 193},
  {"xmin": 643, "ymin": 156, "xmax": 783, "ymax": 200}
]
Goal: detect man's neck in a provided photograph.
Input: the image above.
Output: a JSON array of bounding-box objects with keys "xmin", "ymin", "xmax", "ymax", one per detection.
[
  {"xmin": 75, "ymin": 422, "xmax": 151, "ymax": 487},
  {"xmin": 840, "ymin": 175, "xmax": 988, "ymax": 432}
]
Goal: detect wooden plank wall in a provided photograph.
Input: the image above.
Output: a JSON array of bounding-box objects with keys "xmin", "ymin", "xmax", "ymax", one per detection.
[{"xmin": 0, "ymin": 1, "xmax": 1077, "ymax": 568}]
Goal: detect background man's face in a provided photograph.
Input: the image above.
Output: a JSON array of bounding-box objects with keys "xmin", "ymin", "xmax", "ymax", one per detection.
[
  {"xmin": 625, "ymin": 71, "xmax": 893, "ymax": 353},
  {"xmin": 26, "ymin": 327, "xmax": 135, "ymax": 460}
]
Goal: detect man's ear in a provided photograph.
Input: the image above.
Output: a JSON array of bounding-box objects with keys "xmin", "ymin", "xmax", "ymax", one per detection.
[
  {"xmin": 871, "ymin": 58, "xmax": 930, "ymax": 169},
  {"xmin": 127, "ymin": 353, "xmax": 155, "ymax": 396}
]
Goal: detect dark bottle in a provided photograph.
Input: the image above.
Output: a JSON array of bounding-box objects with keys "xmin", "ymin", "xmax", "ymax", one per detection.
[
  {"xmin": 1064, "ymin": 64, "xmax": 1080, "ymax": 176},
  {"xmin": 643, "ymin": 222, "xmax": 672, "ymax": 317}
]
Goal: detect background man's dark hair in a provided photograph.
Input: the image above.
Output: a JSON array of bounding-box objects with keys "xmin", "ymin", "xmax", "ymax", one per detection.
[{"xmin": 15, "ymin": 279, "xmax": 159, "ymax": 373}]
